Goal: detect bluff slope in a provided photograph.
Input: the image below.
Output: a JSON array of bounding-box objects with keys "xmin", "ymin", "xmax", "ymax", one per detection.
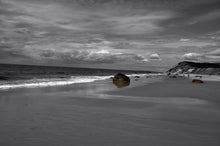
[{"xmin": 167, "ymin": 61, "xmax": 220, "ymax": 75}]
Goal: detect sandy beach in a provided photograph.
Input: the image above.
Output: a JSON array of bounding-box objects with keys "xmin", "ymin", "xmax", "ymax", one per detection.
[
  {"xmin": 0, "ymin": 76, "xmax": 220, "ymax": 146},
  {"xmin": 1, "ymin": 0, "xmax": 220, "ymax": 145}
]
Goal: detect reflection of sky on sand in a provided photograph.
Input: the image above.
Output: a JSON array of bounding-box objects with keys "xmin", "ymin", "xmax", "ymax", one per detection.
[
  {"xmin": 1, "ymin": 75, "xmax": 220, "ymax": 146},
  {"xmin": 188, "ymin": 74, "xmax": 220, "ymax": 82},
  {"xmin": 0, "ymin": 75, "xmax": 163, "ymax": 100},
  {"xmin": 97, "ymin": 95, "xmax": 208, "ymax": 105},
  {"xmin": 112, "ymin": 74, "xmax": 165, "ymax": 89}
]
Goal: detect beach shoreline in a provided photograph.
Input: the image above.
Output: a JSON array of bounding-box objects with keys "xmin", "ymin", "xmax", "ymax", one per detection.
[{"xmin": 0, "ymin": 76, "xmax": 220, "ymax": 146}]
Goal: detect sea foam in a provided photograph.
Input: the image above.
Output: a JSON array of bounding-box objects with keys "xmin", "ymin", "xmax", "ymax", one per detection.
[{"xmin": 0, "ymin": 76, "xmax": 112, "ymax": 90}]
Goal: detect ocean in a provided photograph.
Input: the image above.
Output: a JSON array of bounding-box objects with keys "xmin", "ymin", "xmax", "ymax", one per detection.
[{"xmin": 0, "ymin": 64, "xmax": 155, "ymax": 90}]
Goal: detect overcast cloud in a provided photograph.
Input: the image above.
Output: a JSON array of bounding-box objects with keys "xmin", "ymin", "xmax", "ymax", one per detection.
[{"xmin": 0, "ymin": 0, "xmax": 220, "ymax": 70}]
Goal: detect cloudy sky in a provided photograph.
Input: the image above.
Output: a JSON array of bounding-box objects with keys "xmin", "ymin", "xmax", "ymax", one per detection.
[{"xmin": 0, "ymin": 0, "xmax": 220, "ymax": 71}]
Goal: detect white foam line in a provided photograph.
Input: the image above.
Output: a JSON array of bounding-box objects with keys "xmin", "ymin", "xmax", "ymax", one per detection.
[
  {"xmin": 128, "ymin": 73, "xmax": 165, "ymax": 77},
  {"xmin": 0, "ymin": 76, "xmax": 112, "ymax": 90}
]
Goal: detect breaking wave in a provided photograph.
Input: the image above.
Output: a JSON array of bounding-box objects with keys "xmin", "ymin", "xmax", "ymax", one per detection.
[{"xmin": 0, "ymin": 76, "xmax": 112, "ymax": 90}]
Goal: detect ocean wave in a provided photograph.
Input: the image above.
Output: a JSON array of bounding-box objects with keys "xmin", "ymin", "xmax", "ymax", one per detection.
[
  {"xmin": 0, "ymin": 73, "xmax": 164, "ymax": 90},
  {"xmin": 128, "ymin": 73, "xmax": 165, "ymax": 77},
  {"xmin": 0, "ymin": 76, "xmax": 112, "ymax": 90}
]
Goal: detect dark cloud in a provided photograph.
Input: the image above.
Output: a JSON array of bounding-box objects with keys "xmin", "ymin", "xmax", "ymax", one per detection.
[
  {"xmin": 39, "ymin": 49, "xmax": 148, "ymax": 64},
  {"xmin": 40, "ymin": 50, "xmax": 56, "ymax": 58},
  {"xmin": 159, "ymin": 0, "xmax": 220, "ymax": 35},
  {"xmin": 205, "ymin": 49, "xmax": 220, "ymax": 61},
  {"xmin": 0, "ymin": 47, "xmax": 32, "ymax": 64},
  {"xmin": 208, "ymin": 49, "xmax": 220, "ymax": 56},
  {"xmin": 0, "ymin": 0, "xmax": 219, "ymax": 69}
]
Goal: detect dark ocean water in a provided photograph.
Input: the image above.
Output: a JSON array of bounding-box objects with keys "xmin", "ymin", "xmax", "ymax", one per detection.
[{"xmin": 0, "ymin": 64, "xmax": 156, "ymax": 90}]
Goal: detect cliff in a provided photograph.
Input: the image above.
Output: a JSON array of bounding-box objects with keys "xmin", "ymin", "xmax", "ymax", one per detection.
[{"xmin": 167, "ymin": 61, "xmax": 220, "ymax": 75}]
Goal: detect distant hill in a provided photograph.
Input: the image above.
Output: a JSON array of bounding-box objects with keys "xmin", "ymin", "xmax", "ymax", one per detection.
[{"xmin": 167, "ymin": 61, "xmax": 220, "ymax": 75}]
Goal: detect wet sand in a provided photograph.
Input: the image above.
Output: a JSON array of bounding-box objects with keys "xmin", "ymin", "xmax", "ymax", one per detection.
[{"xmin": 0, "ymin": 77, "xmax": 220, "ymax": 146}]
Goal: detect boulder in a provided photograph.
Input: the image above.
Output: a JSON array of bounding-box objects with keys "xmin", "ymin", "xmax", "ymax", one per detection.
[
  {"xmin": 113, "ymin": 73, "xmax": 130, "ymax": 82},
  {"xmin": 113, "ymin": 80, "xmax": 130, "ymax": 88},
  {"xmin": 192, "ymin": 79, "xmax": 204, "ymax": 83},
  {"xmin": 112, "ymin": 73, "xmax": 130, "ymax": 88}
]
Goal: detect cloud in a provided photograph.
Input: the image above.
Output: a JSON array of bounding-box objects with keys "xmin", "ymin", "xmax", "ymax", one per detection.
[
  {"xmin": 159, "ymin": 40, "xmax": 216, "ymax": 48},
  {"xmin": 38, "ymin": 49, "xmax": 149, "ymax": 64},
  {"xmin": 180, "ymin": 38, "xmax": 190, "ymax": 42},
  {"xmin": 205, "ymin": 49, "xmax": 220, "ymax": 59},
  {"xmin": 160, "ymin": 0, "xmax": 220, "ymax": 35},
  {"xmin": 208, "ymin": 49, "xmax": 220, "ymax": 56},
  {"xmin": 104, "ymin": 11, "xmax": 172, "ymax": 35},
  {"xmin": 40, "ymin": 50, "xmax": 55, "ymax": 58},
  {"xmin": 0, "ymin": 0, "xmax": 175, "ymax": 38},
  {"xmin": 95, "ymin": 49, "xmax": 110, "ymax": 54},
  {"xmin": 0, "ymin": 0, "xmax": 220, "ymax": 69},
  {"xmin": 149, "ymin": 53, "xmax": 161, "ymax": 60},
  {"xmin": 181, "ymin": 53, "xmax": 203, "ymax": 60}
]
